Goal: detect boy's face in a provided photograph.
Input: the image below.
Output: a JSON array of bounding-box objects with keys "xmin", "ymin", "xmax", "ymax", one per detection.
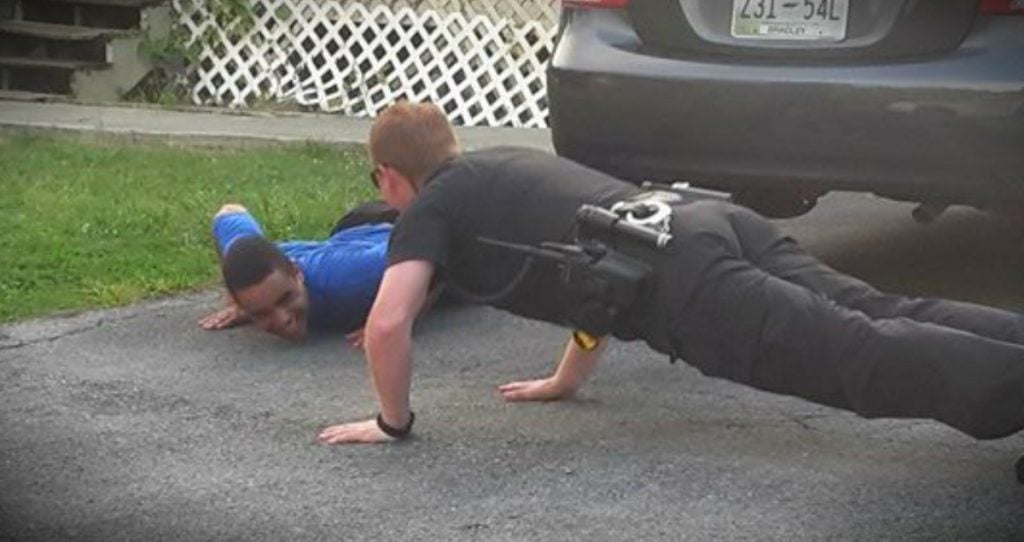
[{"xmin": 232, "ymin": 267, "xmax": 310, "ymax": 341}]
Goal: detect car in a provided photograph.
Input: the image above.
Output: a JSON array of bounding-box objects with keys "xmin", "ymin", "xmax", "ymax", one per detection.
[{"xmin": 546, "ymin": 0, "xmax": 1024, "ymax": 219}]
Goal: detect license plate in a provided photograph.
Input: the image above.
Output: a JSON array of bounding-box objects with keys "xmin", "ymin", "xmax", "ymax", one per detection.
[{"xmin": 731, "ymin": 0, "xmax": 849, "ymax": 41}]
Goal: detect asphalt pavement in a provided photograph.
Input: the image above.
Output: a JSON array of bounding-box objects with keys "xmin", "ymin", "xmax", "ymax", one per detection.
[{"xmin": 1, "ymin": 101, "xmax": 1022, "ymax": 542}]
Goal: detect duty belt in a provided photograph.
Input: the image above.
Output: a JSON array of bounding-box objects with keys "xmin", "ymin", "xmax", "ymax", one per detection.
[{"xmin": 446, "ymin": 183, "xmax": 732, "ymax": 338}]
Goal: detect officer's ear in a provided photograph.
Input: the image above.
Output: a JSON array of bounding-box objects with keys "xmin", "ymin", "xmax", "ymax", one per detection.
[
  {"xmin": 382, "ymin": 167, "xmax": 421, "ymax": 210},
  {"xmin": 382, "ymin": 166, "xmax": 416, "ymax": 194},
  {"xmin": 377, "ymin": 165, "xmax": 396, "ymax": 192}
]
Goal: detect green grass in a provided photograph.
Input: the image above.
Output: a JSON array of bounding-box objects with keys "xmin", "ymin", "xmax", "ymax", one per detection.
[{"xmin": 0, "ymin": 134, "xmax": 377, "ymax": 323}]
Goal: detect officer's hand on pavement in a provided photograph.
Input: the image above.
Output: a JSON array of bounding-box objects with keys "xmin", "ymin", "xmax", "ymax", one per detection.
[
  {"xmin": 346, "ymin": 328, "xmax": 366, "ymax": 349},
  {"xmin": 317, "ymin": 419, "xmax": 395, "ymax": 444},
  {"xmin": 498, "ymin": 377, "xmax": 572, "ymax": 402},
  {"xmin": 198, "ymin": 304, "xmax": 250, "ymax": 330}
]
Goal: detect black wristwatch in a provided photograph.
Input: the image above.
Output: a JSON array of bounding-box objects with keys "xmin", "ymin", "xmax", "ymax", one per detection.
[{"xmin": 376, "ymin": 411, "xmax": 415, "ymax": 439}]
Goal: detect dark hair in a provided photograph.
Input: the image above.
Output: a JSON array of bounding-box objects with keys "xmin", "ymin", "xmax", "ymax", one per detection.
[{"xmin": 221, "ymin": 236, "xmax": 293, "ymax": 293}]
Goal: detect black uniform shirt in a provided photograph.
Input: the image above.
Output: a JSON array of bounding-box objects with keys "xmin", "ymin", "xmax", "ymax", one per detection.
[{"xmin": 387, "ymin": 146, "xmax": 640, "ymax": 327}]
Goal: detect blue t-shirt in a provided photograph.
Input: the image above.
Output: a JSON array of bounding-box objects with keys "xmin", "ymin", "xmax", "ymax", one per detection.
[{"xmin": 213, "ymin": 211, "xmax": 391, "ymax": 333}]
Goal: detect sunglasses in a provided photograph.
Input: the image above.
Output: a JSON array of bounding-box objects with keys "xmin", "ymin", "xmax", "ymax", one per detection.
[{"xmin": 369, "ymin": 167, "xmax": 380, "ymax": 189}]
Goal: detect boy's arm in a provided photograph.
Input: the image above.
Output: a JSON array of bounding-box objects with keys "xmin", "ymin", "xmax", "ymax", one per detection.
[
  {"xmin": 317, "ymin": 259, "xmax": 434, "ymax": 444},
  {"xmin": 211, "ymin": 203, "xmax": 263, "ymax": 256},
  {"xmin": 198, "ymin": 203, "xmax": 261, "ymax": 330},
  {"xmin": 498, "ymin": 335, "xmax": 608, "ymax": 402}
]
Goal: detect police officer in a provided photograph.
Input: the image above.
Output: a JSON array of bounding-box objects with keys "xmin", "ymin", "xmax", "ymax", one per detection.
[{"xmin": 316, "ymin": 102, "xmax": 1024, "ymax": 445}]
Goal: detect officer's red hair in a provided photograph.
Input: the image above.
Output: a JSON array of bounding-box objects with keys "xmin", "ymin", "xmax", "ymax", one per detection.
[{"xmin": 369, "ymin": 101, "xmax": 459, "ymax": 189}]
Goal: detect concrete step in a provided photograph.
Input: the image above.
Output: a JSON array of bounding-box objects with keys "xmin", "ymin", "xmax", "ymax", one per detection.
[
  {"xmin": 17, "ymin": 0, "xmax": 160, "ymax": 30},
  {"xmin": 0, "ymin": 56, "xmax": 105, "ymax": 96},
  {"xmin": 0, "ymin": 21, "xmax": 121, "ymax": 63},
  {"xmin": 0, "ymin": 55, "xmax": 107, "ymax": 70},
  {"xmin": 0, "ymin": 89, "xmax": 68, "ymax": 102},
  {"xmin": 0, "ymin": 57, "xmax": 78, "ymax": 95},
  {"xmin": 27, "ymin": 0, "xmax": 164, "ymax": 7},
  {"xmin": 1, "ymin": 1, "xmax": 169, "ymax": 101},
  {"xmin": 0, "ymin": 20, "xmax": 136, "ymax": 41}
]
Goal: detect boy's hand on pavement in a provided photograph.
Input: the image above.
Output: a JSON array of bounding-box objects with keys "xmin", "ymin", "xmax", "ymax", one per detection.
[
  {"xmin": 198, "ymin": 304, "xmax": 249, "ymax": 330},
  {"xmin": 498, "ymin": 376, "xmax": 573, "ymax": 402},
  {"xmin": 317, "ymin": 419, "xmax": 396, "ymax": 444}
]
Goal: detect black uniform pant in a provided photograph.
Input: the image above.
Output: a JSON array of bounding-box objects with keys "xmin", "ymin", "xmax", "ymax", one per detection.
[{"xmin": 669, "ymin": 202, "xmax": 1024, "ymax": 439}]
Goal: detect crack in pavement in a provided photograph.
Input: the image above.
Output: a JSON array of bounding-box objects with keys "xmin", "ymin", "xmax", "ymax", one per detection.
[
  {"xmin": 0, "ymin": 291, "xmax": 217, "ymax": 355},
  {"xmin": 0, "ymin": 320, "xmax": 105, "ymax": 352},
  {"xmin": 784, "ymin": 413, "xmax": 828, "ymax": 431},
  {"xmin": 0, "ymin": 313, "xmax": 145, "ymax": 353}
]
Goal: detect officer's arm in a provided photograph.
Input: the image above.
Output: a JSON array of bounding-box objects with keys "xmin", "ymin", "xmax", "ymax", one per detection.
[
  {"xmin": 498, "ymin": 335, "xmax": 608, "ymax": 402},
  {"xmin": 317, "ymin": 259, "xmax": 434, "ymax": 444}
]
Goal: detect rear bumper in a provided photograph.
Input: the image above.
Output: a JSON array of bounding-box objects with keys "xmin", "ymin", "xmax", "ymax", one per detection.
[{"xmin": 548, "ymin": 10, "xmax": 1024, "ymax": 202}]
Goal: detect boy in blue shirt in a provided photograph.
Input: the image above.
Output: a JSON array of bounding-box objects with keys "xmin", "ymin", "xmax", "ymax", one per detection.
[{"xmin": 199, "ymin": 203, "xmax": 391, "ymax": 342}]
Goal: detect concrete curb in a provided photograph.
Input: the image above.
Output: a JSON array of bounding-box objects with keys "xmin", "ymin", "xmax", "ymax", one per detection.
[{"xmin": 0, "ymin": 100, "xmax": 553, "ymax": 151}]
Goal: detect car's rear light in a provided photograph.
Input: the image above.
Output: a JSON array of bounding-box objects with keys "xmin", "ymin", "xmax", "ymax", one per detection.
[
  {"xmin": 978, "ymin": 0, "xmax": 1024, "ymax": 14},
  {"xmin": 562, "ymin": 0, "xmax": 631, "ymax": 8}
]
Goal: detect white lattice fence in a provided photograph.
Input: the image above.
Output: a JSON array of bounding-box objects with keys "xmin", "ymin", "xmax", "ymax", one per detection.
[{"xmin": 173, "ymin": 0, "xmax": 558, "ymax": 127}]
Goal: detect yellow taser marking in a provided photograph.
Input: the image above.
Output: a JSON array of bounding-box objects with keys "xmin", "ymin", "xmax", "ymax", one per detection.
[{"xmin": 572, "ymin": 330, "xmax": 600, "ymax": 351}]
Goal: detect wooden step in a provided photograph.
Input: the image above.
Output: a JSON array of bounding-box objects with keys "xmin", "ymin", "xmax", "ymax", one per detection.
[
  {"xmin": 0, "ymin": 89, "xmax": 69, "ymax": 102},
  {"xmin": 0, "ymin": 55, "xmax": 107, "ymax": 70},
  {"xmin": 0, "ymin": 20, "xmax": 136, "ymax": 41},
  {"xmin": 25, "ymin": 0, "xmax": 164, "ymax": 7}
]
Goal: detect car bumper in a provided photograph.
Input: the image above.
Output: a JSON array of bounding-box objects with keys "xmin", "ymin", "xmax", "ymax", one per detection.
[{"xmin": 548, "ymin": 10, "xmax": 1024, "ymax": 202}]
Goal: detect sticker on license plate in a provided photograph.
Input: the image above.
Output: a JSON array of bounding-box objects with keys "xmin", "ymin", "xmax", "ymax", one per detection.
[{"xmin": 731, "ymin": 0, "xmax": 849, "ymax": 41}]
